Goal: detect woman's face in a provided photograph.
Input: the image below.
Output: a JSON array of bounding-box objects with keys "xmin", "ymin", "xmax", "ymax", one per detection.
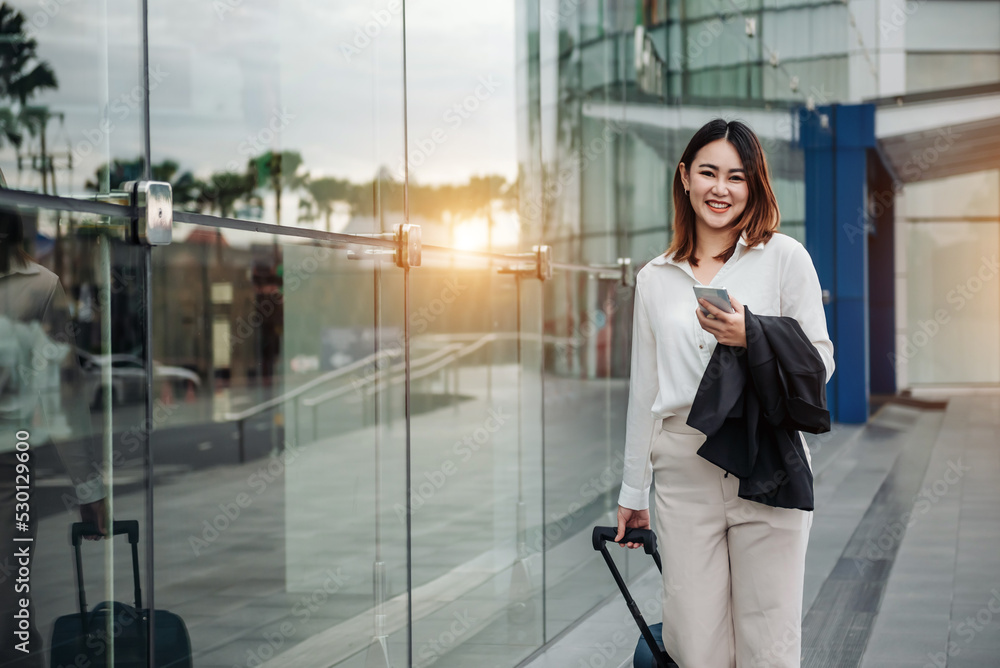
[{"xmin": 680, "ymin": 138, "xmax": 749, "ymax": 236}]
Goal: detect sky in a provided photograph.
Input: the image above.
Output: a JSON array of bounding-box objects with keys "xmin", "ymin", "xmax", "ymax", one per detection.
[{"xmin": 1, "ymin": 0, "xmax": 520, "ymax": 197}]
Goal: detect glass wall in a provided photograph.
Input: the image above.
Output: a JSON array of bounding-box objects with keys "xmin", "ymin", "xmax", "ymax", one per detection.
[
  {"xmin": 0, "ymin": 1, "xmax": 145, "ymax": 199},
  {"xmin": 150, "ymin": 225, "xmax": 410, "ymax": 668},
  {"xmin": 540, "ymin": 266, "xmax": 636, "ymax": 639},
  {"xmin": 405, "ymin": 249, "xmax": 544, "ymax": 666},
  {"xmin": 147, "ymin": 1, "xmax": 406, "ymax": 231},
  {"xmin": 905, "ymin": 0, "xmax": 1000, "ymax": 94},
  {"xmin": 900, "ymin": 171, "xmax": 1000, "ymax": 386},
  {"xmin": 0, "ymin": 201, "xmax": 150, "ymax": 668}
]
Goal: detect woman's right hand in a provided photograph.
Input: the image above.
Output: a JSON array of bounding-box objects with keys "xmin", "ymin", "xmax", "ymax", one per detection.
[{"xmin": 615, "ymin": 505, "xmax": 650, "ymax": 549}]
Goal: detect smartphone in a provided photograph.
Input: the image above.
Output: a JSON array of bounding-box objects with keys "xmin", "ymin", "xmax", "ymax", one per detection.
[{"xmin": 693, "ymin": 286, "xmax": 734, "ymax": 319}]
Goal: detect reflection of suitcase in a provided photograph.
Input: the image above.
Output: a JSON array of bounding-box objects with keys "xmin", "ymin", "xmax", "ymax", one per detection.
[
  {"xmin": 592, "ymin": 526, "xmax": 678, "ymax": 668},
  {"xmin": 50, "ymin": 520, "xmax": 192, "ymax": 668}
]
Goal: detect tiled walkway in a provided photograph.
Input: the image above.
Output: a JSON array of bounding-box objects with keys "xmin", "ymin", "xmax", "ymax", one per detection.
[{"xmin": 521, "ymin": 392, "xmax": 1000, "ymax": 668}]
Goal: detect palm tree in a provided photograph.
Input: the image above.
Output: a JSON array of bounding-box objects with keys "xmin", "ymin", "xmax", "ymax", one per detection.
[
  {"xmin": 199, "ymin": 171, "xmax": 256, "ymax": 218},
  {"xmin": 0, "ymin": 106, "xmax": 20, "ymax": 148},
  {"xmin": 407, "ymin": 173, "xmax": 510, "ymax": 221},
  {"xmin": 0, "ymin": 3, "xmax": 59, "ymax": 191},
  {"xmin": 306, "ymin": 176, "xmax": 350, "ymax": 232},
  {"xmin": 85, "ymin": 157, "xmax": 145, "ymax": 192},
  {"xmin": 0, "ymin": 4, "xmax": 57, "ymax": 107},
  {"xmin": 248, "ymin": 150, "xmax": 306, "ymax": 225},
  {"xmin": 85, "ymin": 158, "xmax": 205, "ymax": 208}
]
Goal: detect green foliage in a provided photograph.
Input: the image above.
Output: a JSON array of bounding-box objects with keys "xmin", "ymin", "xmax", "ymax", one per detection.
[
  {"xmin": 88, "ymin": 148, "xmax": 519, "ymax": 227},
  {"xmin": 198, "ymin": 171, "xmax": 256, "ymax": 218},
  {"xmin": 84, "ymin": 157, "xmax": 146, "ymax": 191},
  {"xmin": 0, "ymin": 105, "xmax": 19, "ymax": 147},
  {"xmin": 248, "ymin": 150, "xmax": 307, "ymax": 190},
  {"xmin": 0, "ymin": 3, "xmax": 58, "ymax": 151},
  {"xmin": 304, "ymin": 176, "xmax": 352, "ymax": 230},
  {"xmin": 408, "ymin": 174, "xmax": 512, "ymax": 221},
  {"xmin": 0, "ymin": 3, "xmax": 57, "ymax": 106},
  {"xmin": 247, "ymin": 150, "xmax": 308, "ymax": 224}
]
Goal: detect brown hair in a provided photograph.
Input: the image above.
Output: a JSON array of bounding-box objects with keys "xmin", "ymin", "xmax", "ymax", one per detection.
[
  {"xmin": 665, "ymin": 118, "xmax": 779, "ymax": 266},
  {"xmin": 0, "ymin": 210, "xmax": 32, "ymax": 274},
  {"xmin": 0, "ymin": 167, "xmax": 32, "ymax": 273}
]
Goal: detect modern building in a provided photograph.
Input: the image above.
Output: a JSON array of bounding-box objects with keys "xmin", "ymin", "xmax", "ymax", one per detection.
[{"xmin": 0, "ymin": 1, "xmax": 997, "ymax": 667}]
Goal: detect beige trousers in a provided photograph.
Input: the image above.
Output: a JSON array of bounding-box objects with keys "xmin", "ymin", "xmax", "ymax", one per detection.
[{"xmin": 651, "ymin": 410, "xmax": 812, "ymax": 668}]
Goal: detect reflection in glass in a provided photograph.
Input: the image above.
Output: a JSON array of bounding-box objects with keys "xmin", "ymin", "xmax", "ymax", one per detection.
[
  {"xmin": 540, "ymin": 268, "xmax": 635, "ymax": 638},
  {"xmin": 151, "ymin": 225, "xmax": 409, "ymax": 667},
  {"xmin": 0, "ymin": 198, "xmax": 152, "ymax": 667},
  {"xmin": 0, "ymin": 1, "xmax": 144, "ymax": 198},
  {"xmin": 905, "ymin": 220, "xmax": 1000, "ymax": 385},
  {"xmin": 149, "ymin": 2, "xmax": 407, "ymax": 233},
  {"xmin": 404, "ymin": 250, "xmax": 544, "ymax": 666}
]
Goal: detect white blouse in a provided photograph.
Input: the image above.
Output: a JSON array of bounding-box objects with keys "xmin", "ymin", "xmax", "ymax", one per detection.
[{"xmin": 617, "ymin": 232, "xmax": 835, "ymax": 511}]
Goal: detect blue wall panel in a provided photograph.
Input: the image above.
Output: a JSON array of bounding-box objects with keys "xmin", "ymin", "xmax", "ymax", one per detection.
[{"xmin": 800, "ymin": 104, "xmax": 875, "ymax": 424}]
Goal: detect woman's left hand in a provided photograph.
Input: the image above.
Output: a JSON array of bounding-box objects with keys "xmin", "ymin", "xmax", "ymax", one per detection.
[{"xmin": 696, "ymin": 295, "xmax": 747, "ymax": 348}]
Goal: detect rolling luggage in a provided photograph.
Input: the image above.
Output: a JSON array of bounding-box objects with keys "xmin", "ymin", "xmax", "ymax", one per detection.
[
  {"xmin": 592, "ymin": 526, "xmax": 678, "ymax": 668},
  {"xmin": 50, "ymin": 520, "xmax": 192, "ymax": 668}
]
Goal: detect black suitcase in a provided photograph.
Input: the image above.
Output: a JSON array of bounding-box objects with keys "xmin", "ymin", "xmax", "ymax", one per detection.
[
  {"xmin": 50, "ymin": 520, "xmax": 192, "ymax": 668},
  {"xmin": 592, "ymin": 526, "xmax": 678, "ymax": 668}
]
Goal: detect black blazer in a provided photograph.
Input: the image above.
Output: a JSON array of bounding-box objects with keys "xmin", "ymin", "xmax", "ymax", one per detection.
[{"xmin": 686, "ymin": 306, "xmax": 831, "ymax": 511}]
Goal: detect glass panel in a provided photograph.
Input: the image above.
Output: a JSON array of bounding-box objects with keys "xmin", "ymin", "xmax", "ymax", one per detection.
[
  {"xmin": 401, "ymin": 0, "xmax": 545, "ymax": 655},
  {"xmin": 906, "ymin": 1, "xmax": 1000, "ymax": 52},
  {"xmin": 904, "ymin": 220, "xmax": 1000, "ymax": 385},
  {"xmin": 629, "ymin": 231, "xmax": 670, "ymax": 270},
  {"xmin": 407, "ymin": 250, "xmax": 544, "ymax": 666},
  {"xmin": 1, "ymin": 200, "xmax": 149, "ymax": 668},
  {"xmin": 148, "ymin": 3, "xmax": 405, "ymax": 231},
  {"xmin": 542, "ymin": 268, "xmax": 634, "ymax": 638},
  {"xmin": 580, "ymin": 38, "xmax": 616, "ymax": 93},
  {"xmin": 579, "ymin": 115, "xmax": 617, "ymax": 260},
  {"xmin": 626, "ymin": 133, "xmax": 670, "ymax": 239},
  {"xmin": 900, "ymin": 173, "xmax": 1000, "ymax": 386},
  {"xmin": 906, "ymin": 53, "xmax": 1000, "ymax": 94},
  {"xmin": 523, "ymin": 0, "xmax": 548, "ymax": 252},
  {"xmin": 0, "ymin": 1, "xmax": 144, "ymax": 198},
  {"xmin": 578, "ymin": 1, "xmax": 602, "ymax": 43},
  {"xmin": 773, "ymin": 176, "xmax": 805, "ymax": 243},
  {"xmin": 150, "ymin": 225, "xmax": 408, "ymax": 667}
]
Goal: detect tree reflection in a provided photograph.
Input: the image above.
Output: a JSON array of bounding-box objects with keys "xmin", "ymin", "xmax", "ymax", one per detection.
[
  {"xmin": 0, "ymin": 3, "xmax": 60, "ymax": 193},
  {"xmin": 84, "ymin": 152, "xmax": 520, "ymax": 249}
]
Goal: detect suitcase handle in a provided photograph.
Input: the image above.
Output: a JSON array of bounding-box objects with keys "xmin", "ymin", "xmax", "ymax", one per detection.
[
  {"xmin": 72, "ymin": 520, "xmax": 139, "ymax": 546},
  {"xmin": 592, "ymin": 525, "xmax": 658, "ymax": 556},
  {"xmin": 592, "ymin": 525, "xmax": 673, "ymax": 668},
  {"xmin": 70, "ymin": 520, "xmax": 143, "ymax": 619}
]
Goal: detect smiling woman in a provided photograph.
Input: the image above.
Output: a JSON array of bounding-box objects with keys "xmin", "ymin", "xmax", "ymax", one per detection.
[
  {"xmin": 668, "ymin": 119, "xmax": 780, "ymax": 276},
  {"xmin": 616, "ymin": 118, "xmax": 834, "ymax": 668}
]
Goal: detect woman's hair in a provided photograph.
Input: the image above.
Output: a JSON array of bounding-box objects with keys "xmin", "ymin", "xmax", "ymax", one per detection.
[
  {"xmin": 0, "ymin": 166, "xmax": 32, "ymax": 273},
  {"xmin": 0, "ymin": 209, "xmax": 32, "ymax": 274},
  {"xmin": 665, "ymin": 118, "xmax": 779, "ymax": 267}
]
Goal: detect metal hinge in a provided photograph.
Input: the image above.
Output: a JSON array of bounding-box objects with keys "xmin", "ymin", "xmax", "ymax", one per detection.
[
  {"xmin": 121, "ymin": 180, "xmax": 172, "ymax": 245},
  {"xmin": 497, "ymin": 245, "xmax": 552, "ymax": 280}
]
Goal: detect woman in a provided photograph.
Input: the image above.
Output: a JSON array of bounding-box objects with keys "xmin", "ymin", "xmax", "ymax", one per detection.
[
  {"xmin": 0, "ymin": 194, "xmax": 105, "ymax": 668},
  {"xmin": 615, "ymin": 119, "xmax": 834, "ymax": 668}
]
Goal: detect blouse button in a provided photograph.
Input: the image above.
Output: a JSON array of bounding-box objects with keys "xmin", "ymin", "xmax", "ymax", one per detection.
[{"xmin": 699, "ymin": 344, "xmax": 704, "ymax": 349}]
